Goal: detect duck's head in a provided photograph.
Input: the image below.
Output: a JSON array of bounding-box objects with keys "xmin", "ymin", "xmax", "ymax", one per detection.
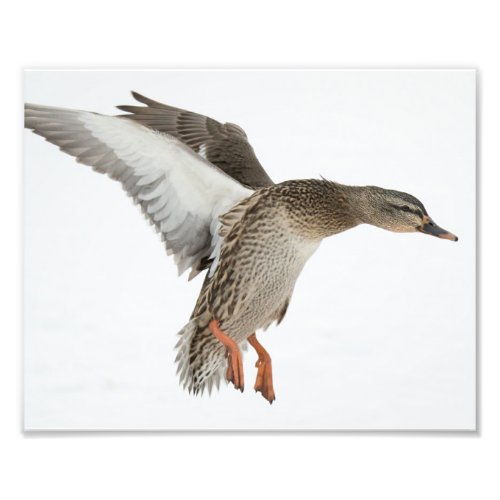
[{"xmin": 355, "ymin": 186, "xmax": 458, "ymax": 241}]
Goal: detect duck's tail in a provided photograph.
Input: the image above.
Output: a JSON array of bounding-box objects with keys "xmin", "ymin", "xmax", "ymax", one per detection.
[{"xmin": 174, "ymin": 315, "xmax": 227, "ymax": 396}]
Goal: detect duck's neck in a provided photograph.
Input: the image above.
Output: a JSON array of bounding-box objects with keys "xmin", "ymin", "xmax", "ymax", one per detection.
[
  {"xmin": 275, "ymin": 179, "xmax": 362, "ymax": 239},
  {"xmin": 321, "ymin": 182, "xmax": 368, "ymax": 235},
  {"xmin": 341, "ymin": 184, "xmax": 390, "ymax": 227}
]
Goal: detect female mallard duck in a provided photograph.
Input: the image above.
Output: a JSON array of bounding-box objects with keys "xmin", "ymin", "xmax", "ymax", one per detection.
[{"xmin": 24, "ymin": 92, "xmax": 457, "ymax": 404}]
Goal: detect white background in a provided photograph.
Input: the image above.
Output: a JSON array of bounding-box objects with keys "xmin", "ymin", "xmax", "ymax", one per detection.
[
  {"xmin": 2, "ymin": 1, "xmax": 498, "ymax": 499},
  {"xmin": 24, "ymin": 70, "xmax": 475, "ymax": 430}
]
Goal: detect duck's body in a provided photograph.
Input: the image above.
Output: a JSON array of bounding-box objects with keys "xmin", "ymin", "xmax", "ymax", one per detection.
[
  {"xmin": 178, "ymin": 180, "xmax": 348, "ymax": 395},
  {"xmin": 211, "ymin": 179, "xmax": 357, "ymax": 334},
  {"xmin": 24, "ymin": 92, "xmax": 457, "ymax": 403}
]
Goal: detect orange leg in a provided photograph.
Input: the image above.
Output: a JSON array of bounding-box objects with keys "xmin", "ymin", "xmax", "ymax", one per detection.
[
  {"xmin": 209, "ymin": 319, "xmax": 244, "ymax": 392},
  {"xmin": 248, "ymin": 333, "xmax": 275, "ymax": 404}
]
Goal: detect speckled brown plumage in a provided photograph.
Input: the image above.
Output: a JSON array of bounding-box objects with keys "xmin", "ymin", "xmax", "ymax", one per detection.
[{"xmin": 176, "ymin": 179, "xmax": 361, "ymax": 395}]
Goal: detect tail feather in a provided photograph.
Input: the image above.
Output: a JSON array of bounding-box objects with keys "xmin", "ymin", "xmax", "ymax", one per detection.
[{"xmin": 175, "ymin": 316, "xmax": 226, "ymax": 396}]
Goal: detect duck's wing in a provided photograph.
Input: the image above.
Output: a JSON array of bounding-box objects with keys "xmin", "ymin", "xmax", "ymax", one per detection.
[
  {"xmin": 25, "ymin": 103, "xmax": 253, "ymax": 280},
  {"xmin": 116, "ymin": 92, "xmax": 275, "ymax": 189}
]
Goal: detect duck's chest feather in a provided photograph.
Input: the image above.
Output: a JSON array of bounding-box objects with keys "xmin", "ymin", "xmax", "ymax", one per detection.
[{"xmin": 207, "ymin": 211, "xmax": 321, "ymax": 342}]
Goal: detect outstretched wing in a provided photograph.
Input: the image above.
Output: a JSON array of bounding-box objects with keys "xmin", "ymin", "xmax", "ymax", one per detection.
[
  {"xmin": 116, "ymin": 92, "xmax": 275, "ymax": 189},
  {"xmin": 25, "ymin": 103, "xmax": 253, "ymax": 280}
]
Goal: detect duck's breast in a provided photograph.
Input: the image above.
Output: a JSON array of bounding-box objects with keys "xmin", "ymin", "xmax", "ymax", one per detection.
[{"xmin": 213, "ymin": 228, "xmax": 321, "ymax": 342}]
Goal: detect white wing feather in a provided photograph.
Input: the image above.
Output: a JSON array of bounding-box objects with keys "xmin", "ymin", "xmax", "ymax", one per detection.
[{"xmin": 25, "ymin": 103, "xmax": 253, "ymax": 279}]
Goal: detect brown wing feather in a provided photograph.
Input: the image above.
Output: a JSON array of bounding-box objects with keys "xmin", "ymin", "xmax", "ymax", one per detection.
[{"xmin": 117, "ymin": 92, "xmax": 275, "ymax": 189}]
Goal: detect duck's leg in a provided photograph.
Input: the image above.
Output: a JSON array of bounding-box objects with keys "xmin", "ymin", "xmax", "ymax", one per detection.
[
  {"xmin": 208, "ymin": 319, "xmax": 244, "ymax": 392},
  {"xmin": 248, "ymin": 333, "xmax": 275, "ymax": 404}
]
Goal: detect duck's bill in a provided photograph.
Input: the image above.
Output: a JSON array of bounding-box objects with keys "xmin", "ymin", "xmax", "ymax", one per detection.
[{"xmin": 417, "ymin": 219, "xmax": 458, "ymax": 241}]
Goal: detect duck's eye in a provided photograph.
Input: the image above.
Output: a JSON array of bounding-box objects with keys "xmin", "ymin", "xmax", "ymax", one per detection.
[{"xmin": 401, "ymin": 205, "xmax": 411, "ymax": 212}]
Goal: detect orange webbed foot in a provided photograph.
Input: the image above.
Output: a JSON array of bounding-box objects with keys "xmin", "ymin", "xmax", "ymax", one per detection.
[
  {"xmin": 225, "ymin": 347, "xmax": 245, "ymax": 392},
  {"xmin": 209, "ymin": 319, "xmax": 244, "ymax": 392},
  {"xmin": 248, "ymin": 333, "xmax": 276, "ymax": 404}
]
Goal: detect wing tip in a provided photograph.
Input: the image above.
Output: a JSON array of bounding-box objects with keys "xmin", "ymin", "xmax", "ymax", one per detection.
[
  {"xmin": 130, "ymin": 90, "xmax": 161, "ymax": 107},
  {"xmin": 116, "ymin": 91, "xmax": 164, "ymax": 113},
  {"xmin": 131, "ymin": 90, "xmax": 145, "ymax": 102}
]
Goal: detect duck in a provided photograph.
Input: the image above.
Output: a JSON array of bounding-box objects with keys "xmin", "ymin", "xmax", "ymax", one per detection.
[{"xmin": 24, "ymin": 92, "xmax": 458, "ymax": 404}]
